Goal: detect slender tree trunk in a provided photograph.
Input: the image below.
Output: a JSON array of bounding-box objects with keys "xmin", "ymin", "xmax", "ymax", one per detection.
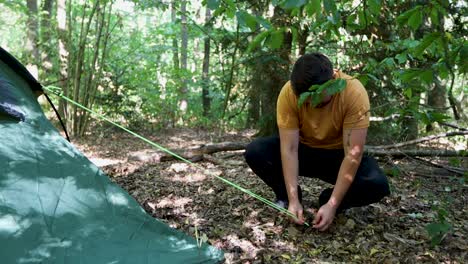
[
  {"xmin": 179, "ymin": 0, "xmax": 188, "ymax": 121},
  {"xmin": 57, "ymin": 0, "xmax": 70, "ymax": 125},
  {"xmin": 221, "ymin": 24, "xmax": 240, "ymax": 120},
  {"xmin": 26, "ymin": 0, "xmax": 40, "ymax": 79},
  {"xmin": 40, "ymin": 0, "xmax": 55, "ymax": 75},
  {"xmin": 246, "ymin": 80, "xmax": 260, "ymax": 127},
  {"xmin": 201, "ymin": 7, "xmax": 211, "ymax": 117},
  {"xmin": 171, "ymin": 1, "xmax": 180, "ymax": 71},
  {"xmin": 297, "ymin": 27, "xmax": 309, "ymax": 56},
  {"xmin": 82, "ymin": 2, "xmax": 115, "ymax": 136},
  {"xmin": 79, "ymin": 2, "xmax": 106, "ymax": 136},
  {"xmin": 72, "ymin": 0, "xmax": 99, "ymax": 136}
]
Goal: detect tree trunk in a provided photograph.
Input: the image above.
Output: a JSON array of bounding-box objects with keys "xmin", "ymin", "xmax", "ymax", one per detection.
[
  {"xmin": 26, "ymin": 0, "xmax": 40, "ymax": 79},
  {"xmin": 246, "ymin": 82, "xmax": 260, "ymax": 127},
  {"xmin": 221, "ymin": 25, "xmax": 240, "ymax": 120},
  {"xmin": 426, "ymin": 75, "xmax": 447, "ymax": 131},
  {"xmin": 201, "ymin": 7, "xmax": 211, "ymax": 117},
  {"xmin": 179, "ymin": 0, "xmax": 188, "ymax": 121},
  {"xmin": 297, "ymin": 27, "xmax": 309, "ymax": 56},
  {"xmin": 40, "ymin": 0, "xmax": 55, "ymax": 75},
  {"xmin": 79, "ymin": 2, "xmax": 107, "ymax": 136},
  {"xmin": 57, "ymin": 0, "xmax": 70, "ymax": 125},
  {"xmin": 81, "ymin": 2, "xmax": 114, "ymax": 137},
  {"xmin": 257, "ymin": 6, "xmax": 293, "ymax": 136},
  {"xmin": 71, "ymin": 1, "xmax": 99, "ymax": 136},
  {"xmin": 171, "ymin": 1, "xmax": 180, "ymax": 71}
]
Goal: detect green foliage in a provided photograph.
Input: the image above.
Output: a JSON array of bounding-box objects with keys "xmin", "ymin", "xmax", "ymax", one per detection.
[
  {"xmin": 298, "ymin": 78, "xmax": 346, "ymax": 108},
  {"xmin": 426, "ymin": 206, "xmax": 452, "ymax": 246},
  {"xmin": 205, "ymin": 0, "xmax": 221, "ymax": 10},
  {"xmin": 3, "ymin": 0, "xmax": 466, "ymax": 137}
]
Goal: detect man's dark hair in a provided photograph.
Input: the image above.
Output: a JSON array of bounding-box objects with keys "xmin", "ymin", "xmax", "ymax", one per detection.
[{"xmin": 290, "ymin": 53, "xmax": 333, "ymax": 95}]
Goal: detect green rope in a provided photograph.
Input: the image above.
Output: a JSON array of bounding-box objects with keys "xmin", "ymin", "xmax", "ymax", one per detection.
[{"xmin": 43, "ymin": 85, "xmax": 310, "ymax": 226}]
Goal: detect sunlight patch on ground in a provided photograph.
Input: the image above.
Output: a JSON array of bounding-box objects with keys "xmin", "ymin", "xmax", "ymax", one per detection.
[
  {"xmin": 155, "ymin": 195, "xmax": 193, "ymax": 209},
  {"xmin": 171, "ymin": 172, "xmax": 207, "ymax": 183},
  {"xmin": 167, "ymin": 163, "xmax": 208, "ymax": 183},
  {"xmin": 224, "ymin": 234, "xmax": 260, "ymax": 258},
  {"xmin": 89, "ymin": 157, "xmax": 122, "ymax": 167}
]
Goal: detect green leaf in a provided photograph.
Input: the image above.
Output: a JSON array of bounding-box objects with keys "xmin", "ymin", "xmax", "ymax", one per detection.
[
  {"xmin": 307, "ymin": 78, "xmax": 347, "ymax": 107},
  {"xmin": 267, "ymin": 28, "xmax": 284, "ymax": 49},
  {"xmin": 325, "ymin": 79, "xmax": 346, "ymax": 96},
  {"xmin": 408, "ymin": 9, "xmax": 423, "ymax": 30},
  {"xmin": 224, "ymin": 0, "xmax": 236, "ymax": 18},
  {"xmin": 419, "ymin": 70, "xmax": 433, "ymax": 84},
  {"xmin": 247, "ymin": 31, "xmax": 270, "ymax": 52},
  {"xmin": 368, "ymin": 0, "xmax": 381, "ymax": 15},
  {"xmin": 358, "ymin": 75, "xmax": 369, "ymax": 86},
  {"xmin": 310, "ymin": 91, "xmax": 324, "ymax": 107},
  {"xmin": 395, "ymin": 52, "xmax": 407, "ymax": 64},
  {"xmin": 367, "ymin": 74, "xmax": 379, "ymax": 82},
  {"xmin": 426, "ymin": 222, "xmax": 451, "ymax": 246},
  {"xmin": 397, "ymin": 6, "xmax": 421, "ymax": 25},
  {"xmin": 305, "ymin": 0, "xmax": 321, "ymax": 16},
  {"xmin": 400, "ymin": 69, "xmax": 420, "ymax": 83},
  {"xmin": 256, "ymin": 16, "xmax": 272, "ymax": 30},
  {"xmin": 298, "ymin": 92, "xmax": 311, "ymax": 108},
  {"xmin": 404, "ymin": 88, "xmax": 412, "ymax": 98},
  {"xmin": 236, "ymin": 11, "xmax": 258, "ymax": 31},
  {"xmin": 323, "ymin": 0, "xmax": 337, "ymax": 13},
  {"xmin": 206, "ymin": 0, "xmax": 220, "ymax": 10},
  {"xmin": 283, "ymin": 0, "xmax": 307, "ymax": 9},
  {"xmin": 430, "ymin": 6, "xmax": 439, "ymax": 26},
  {"xmin": 380, "ymin": 57, "xmax": 395, "ymax": 67},
  {"xmin": 414, "ymin": 33, "xmax": 440, "ymax": 58}
]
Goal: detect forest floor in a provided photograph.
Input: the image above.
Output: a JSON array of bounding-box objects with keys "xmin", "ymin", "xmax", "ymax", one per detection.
[{"xmin": 75, "ymin": 127, "xmax": 467, "ymax": 264}]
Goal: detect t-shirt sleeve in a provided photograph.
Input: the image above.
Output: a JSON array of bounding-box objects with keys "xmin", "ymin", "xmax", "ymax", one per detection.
[
  {"xmin": 277, "ymin": 82, "xmax": 299, "ymax": 129},
  {"xmin": 343, "ymin": 80, "xmax": 370, "ymax": 129}
]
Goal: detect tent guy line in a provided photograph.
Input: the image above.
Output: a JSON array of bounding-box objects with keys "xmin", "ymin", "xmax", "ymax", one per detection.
[{"xmin": 43, "ymin": 85, "xmax": 310, "ymax": 227}]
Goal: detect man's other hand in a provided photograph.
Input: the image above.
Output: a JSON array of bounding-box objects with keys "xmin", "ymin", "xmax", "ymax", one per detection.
[
  {"xmin": 313, "ymin": 203, "xmax": 336, "ymax": 231},
  {"xmin": 287, "ymin": 201, "xmax": 305, "ymax": 225}
]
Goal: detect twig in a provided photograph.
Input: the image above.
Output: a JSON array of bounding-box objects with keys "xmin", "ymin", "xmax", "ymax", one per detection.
[
  {"xmin": 438, "ymin": 122, "xmax": 468, "ymax": 131},
  {"xmin": 366, "ymin": 149, "xmax": 464, "ymax": 157},
  {"xmin": 367, "ymin": 131, "xmax": 468, "ymax": 150},
  {"xmin": 412, "ymin": 157, "xmax": 466, "ymax": 176}
]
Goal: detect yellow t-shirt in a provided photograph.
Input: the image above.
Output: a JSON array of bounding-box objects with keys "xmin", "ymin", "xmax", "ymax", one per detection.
[{"xmin": 277, "ymin": 71, "xmax": 370, "ymax": 149}]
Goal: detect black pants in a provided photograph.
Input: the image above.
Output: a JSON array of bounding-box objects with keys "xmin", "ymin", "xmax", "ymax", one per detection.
[{"xmin": 244, "ymin": 136, "xmax": 390, "ymax": 211}]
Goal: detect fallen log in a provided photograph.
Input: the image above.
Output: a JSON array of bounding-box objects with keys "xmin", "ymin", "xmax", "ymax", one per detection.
[
  {"xmin": 128, "ymin": 142, "xmax": 248, "ymax": 163},
  {"xmin": 128, "ymin": 140, "xmax": 466, "ymax": 164}
]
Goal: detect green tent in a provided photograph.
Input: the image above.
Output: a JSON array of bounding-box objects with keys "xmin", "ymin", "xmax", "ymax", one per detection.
[{"xmin": 0, "ymin": 47, "xmax": 224, "ymax": 264}]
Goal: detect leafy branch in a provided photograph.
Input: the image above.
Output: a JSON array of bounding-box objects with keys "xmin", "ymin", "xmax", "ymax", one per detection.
[{"xmin": 297, "ymin": 78, "xmax": 346, "ymax": 108}]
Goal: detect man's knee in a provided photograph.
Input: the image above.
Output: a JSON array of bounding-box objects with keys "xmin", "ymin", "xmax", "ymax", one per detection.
[
  {"xmin": 244, "ymin": 139, "xmax": 261, "ymax": 165},
  {"xmin": 244, "ymin": 136, "xmax": 278, "ymax": 164},
  {"xmin": 374, "ymin": 175, "xmax": 390, "ymax": 198},
  {"xmin": 361, "ymin": 156, "xmax": 391, "ymax": 198}
]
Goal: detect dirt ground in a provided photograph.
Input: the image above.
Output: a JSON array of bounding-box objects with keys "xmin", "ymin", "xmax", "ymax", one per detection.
[{"xmin": 74, "ymin": 127, "xmax": 467, "ymax": 263}]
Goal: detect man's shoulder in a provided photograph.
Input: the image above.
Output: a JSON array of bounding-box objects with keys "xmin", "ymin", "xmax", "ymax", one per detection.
[{"xmin": 278, "ymin": 81, "xmax": 296, "ymax": 101}]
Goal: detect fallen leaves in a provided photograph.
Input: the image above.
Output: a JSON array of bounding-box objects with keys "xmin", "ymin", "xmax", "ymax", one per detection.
[{"xmin": 78, "ymin": 128, "xmax": 468, "ymax": 263}]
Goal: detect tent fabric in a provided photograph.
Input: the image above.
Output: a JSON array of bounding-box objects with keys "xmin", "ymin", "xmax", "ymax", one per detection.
[{"xmin": 0, "ymin": 47, "xmax": 224, "ymax": 264}]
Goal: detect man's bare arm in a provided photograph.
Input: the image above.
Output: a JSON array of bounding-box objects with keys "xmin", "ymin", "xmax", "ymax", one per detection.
[
  {"xmin": 329, "ymin": 128, "xmax": 367, "ymax": 209},
  {"xmin": 313, "ymin": 127, "xmax": 367, "ymax": 231},
  {"xmin": 279, "ymin": 128, "xmax": 304, "ymax": 224}
]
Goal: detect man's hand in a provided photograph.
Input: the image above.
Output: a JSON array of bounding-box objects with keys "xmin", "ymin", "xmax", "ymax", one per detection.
[
  {"xmin": 313, "ymin": 202, "xmax": 336, "ymax": 231},
  {"xmin": 287, "ymin": 200, "xmax": 305, "ymax": 225}
]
